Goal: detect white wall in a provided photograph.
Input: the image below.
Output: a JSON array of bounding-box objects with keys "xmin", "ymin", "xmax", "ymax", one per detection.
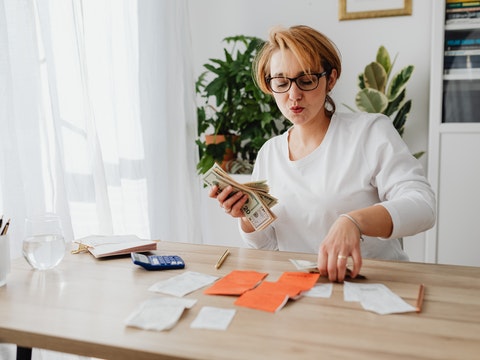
[{"xmin": 189, "ymin": 0, "xmax": 435, "ymax": 262}]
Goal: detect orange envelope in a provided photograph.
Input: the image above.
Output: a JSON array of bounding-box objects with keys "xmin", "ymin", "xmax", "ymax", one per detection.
[{"xmin": 204, "ymin": 270, "xmax": 268, "ymax": 295}]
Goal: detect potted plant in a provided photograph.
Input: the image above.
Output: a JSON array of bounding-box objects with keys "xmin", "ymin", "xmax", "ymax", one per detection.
[
  {"xmin": 195, "ymin": 35, "xmax": 289, "ymax": 174},
  {"xmin": 345, "ymin": 46, "xmax": 423, "ymax": 158}
]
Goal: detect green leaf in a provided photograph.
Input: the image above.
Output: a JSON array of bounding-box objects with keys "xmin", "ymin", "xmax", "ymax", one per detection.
[
  {"xmin": 376, "ymin": 46, "xmax": 392, "ymax": 75},
  {"xmin": 384, "ymin": 89, "xmax": 406, "ymax": 117},
  {"xmin": 363, "ymin": 62, "xmax": 387, "ymax": 92},
  {"xmin": 413, "ymin": 151, "xmax": 425, "ymax": 159},
  {"xmin": 355, "ymin": 88, "xmax": 388, "ymax": 113},
  {"xmin": 387, "ymin": 65, "xmax": 414, "ymax": 101},
  {"xmin": 392, "ymin": 100, "xmax": 412, "ymax": 136},
  {"xmin": 357, "ymin": 73, "xmax": 365, "ymax": 90}
]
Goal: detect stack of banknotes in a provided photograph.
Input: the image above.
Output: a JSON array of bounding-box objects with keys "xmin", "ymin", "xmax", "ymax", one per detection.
[{"xmin": 203, "ymin": 163, "xmax": 277, "ymax": 231}]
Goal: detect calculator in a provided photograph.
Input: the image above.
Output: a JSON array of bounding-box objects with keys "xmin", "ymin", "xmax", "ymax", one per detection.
[{"xmin": 131, "ymin": 252, "xmax": 185, "ymax": 270}]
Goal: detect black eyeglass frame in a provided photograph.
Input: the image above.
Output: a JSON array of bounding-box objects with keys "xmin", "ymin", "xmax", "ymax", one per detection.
[{"xmin": 266, "ymin": 71, "xmax": 328, "ymax": 93}]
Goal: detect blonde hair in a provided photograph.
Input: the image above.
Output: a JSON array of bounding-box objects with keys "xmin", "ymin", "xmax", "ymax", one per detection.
[{"xmin": 253, "ymin": 25, "xmax": 342, "ymax": 117}]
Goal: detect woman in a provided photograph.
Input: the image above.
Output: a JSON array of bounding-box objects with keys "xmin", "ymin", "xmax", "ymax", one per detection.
[{"xmin": 209, "ymin": 25, "xmax": 436, "ymax": 282}]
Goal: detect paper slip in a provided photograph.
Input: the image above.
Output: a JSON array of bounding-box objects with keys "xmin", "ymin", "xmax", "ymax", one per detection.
[
  {"xmin": 277, "ymin": 272, "xmax": 320, "ymax": 291},
  {"xmin": 234, "ymin": 272, "xmax": 319, "ymax": 312},
  {"xmin": 149, "ymin": 271, "xmax": 219, "ymax": 297},
  {"xmin": 125, "ymin": 297, "xmax": 197, "ymax": 331},
  {"xmin": 234, "ymin": 281, "xmax": 298, "ymax": 312},
  {"xmin": 190, "ymin": 306, "xmax": 236, "ymax": 331},
  {"xmin": 204, "ymin": 270, "xmax": 268, "ymax": 295},
  {"xmin": 303, "ymin": 284, "xmax": 333, "ymax": 298},
  {"xmin": 289, "ymin": 259, "xmax": 317, "ymax": 272},
  {"xmin": 344, "ymin": 282, "xmax": 416, "ymax": 315},
  {"xmin": 203, "ymin": 163, "xmax": 277, "ymax": 231},
  {"xmin": 290, "ymin": 259, "xmax": 367, "ymax": 279}
]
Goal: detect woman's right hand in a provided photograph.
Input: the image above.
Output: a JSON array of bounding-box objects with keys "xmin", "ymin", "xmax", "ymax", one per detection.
[{"xmin": 209, "ymin": 185, "xmax": 249, "ymax": 218}]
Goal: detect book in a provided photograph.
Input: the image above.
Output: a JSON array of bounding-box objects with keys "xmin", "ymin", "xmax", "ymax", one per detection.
[{"xmin": 73, "ymin": 235, "xmax": 157, "ymax": 258}]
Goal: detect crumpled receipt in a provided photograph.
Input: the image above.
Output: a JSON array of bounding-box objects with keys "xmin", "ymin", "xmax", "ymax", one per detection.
[
  {"xmin": 125, "ymin": 297, "xmax": 197, "ymax": 331},
  {"xmin": 344, "ymin": 281, "xmax": 416, "ymax": 315}
]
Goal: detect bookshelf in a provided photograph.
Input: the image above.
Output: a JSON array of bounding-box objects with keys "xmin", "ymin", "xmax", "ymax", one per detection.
[{"xmin": 426, "ymin": 0, "xmax": 480, "ymax": 266}]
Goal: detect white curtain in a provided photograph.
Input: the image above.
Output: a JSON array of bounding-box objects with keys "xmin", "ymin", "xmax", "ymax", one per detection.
[
  {"xmin": 1, "ymin": 0, "xmax": 201, "ymax": 256},
  {"xmin": 1, "ymin": 0, "xmax": 200, "ymax": 357}
]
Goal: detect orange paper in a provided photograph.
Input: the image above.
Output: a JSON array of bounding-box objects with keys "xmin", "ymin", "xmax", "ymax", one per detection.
[
  {"xmin": 235, "ymin": 272, "xmax": 320, "ymax": 312},
  {"xmin": 204, "ymin": 270, "xmax": 268, "ymax": 295},
  {"xmin": 277, "ymin": 272, "xmax": 320, "ymax": 290}
]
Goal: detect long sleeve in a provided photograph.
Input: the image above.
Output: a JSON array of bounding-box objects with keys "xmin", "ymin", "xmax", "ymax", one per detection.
[{"xmin": 238, "ymin": 112, "xmax": 436, "ymax": 260}]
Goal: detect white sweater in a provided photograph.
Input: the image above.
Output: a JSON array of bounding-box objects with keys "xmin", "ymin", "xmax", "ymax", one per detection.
[{"xmin": 240, "ymin": 112, "xmax": 436, "ymax": 261}]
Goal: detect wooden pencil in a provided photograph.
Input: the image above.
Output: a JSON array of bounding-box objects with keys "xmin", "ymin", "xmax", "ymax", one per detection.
[
  {"xmin": 416, "ymin": 284, "xmax": 425, "ymax": 313},
  {"xmin": 215, "ymin": 249, "xmax": 230, "ymax": 269}
]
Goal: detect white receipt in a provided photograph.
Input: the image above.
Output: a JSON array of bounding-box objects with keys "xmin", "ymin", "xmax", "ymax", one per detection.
[
  {"xmin": 149, "ymin": 271, "xmax": 219, "ymax": 297},
  {"xmin": 303, "ymin": 283, "xmax": 333, "ymax": 298},
  {"xmin": 190, "ymin": 306, "xmax": 236, "ymax": 330},
  {"xmin": 125, "ymin": 297, "xmax": 197, "ymax": 331},
  {"xmin": 344, "ymin": 282, "xmax": 416, "ymax": 315},
  {"xmin": 289, "ymin": 259, "xmax": 317, "ymax": 271}
]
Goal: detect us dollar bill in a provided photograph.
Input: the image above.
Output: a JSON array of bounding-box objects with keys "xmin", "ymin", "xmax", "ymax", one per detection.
[{"xmin": 203, "ymin": 163, "xmax": 277, "ymax": 231}]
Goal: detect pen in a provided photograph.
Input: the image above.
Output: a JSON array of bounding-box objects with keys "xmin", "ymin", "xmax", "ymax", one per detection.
[
  {"xmin": 0, "ymin": 215, "xmax": 3, "ymax": 230},
  {"xmin": 1, "ymin": 218, "xmax": 10, "ymax": 236},
  {"xmin": 215, "ymin": 249, "xmax": 230, "ymax": 269},
  {"xmin": 416, "ymin": 284, "xmax": 425, "ymax": 313}
]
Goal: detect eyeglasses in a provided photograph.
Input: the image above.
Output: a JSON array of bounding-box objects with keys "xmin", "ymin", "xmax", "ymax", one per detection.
[{"xmin": 266, "ymin": 72, "xmax": 327, "ymax": 93}]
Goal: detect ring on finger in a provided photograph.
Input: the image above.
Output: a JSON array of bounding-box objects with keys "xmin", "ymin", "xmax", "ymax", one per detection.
[
  {"xmin": 337, "ymin": 255, "xmax": 348, "ymax": 260},
  {"xmin": 224, "ymin": 207, "xmax": 232, "ymax": 213}
]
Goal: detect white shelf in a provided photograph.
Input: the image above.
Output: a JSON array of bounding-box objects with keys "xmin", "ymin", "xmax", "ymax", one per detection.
[
  {"xmin": 443, "ymin": 70, "xmax": 480, "ymax": 80},
  {"xmin": 445, "ymin": 22, "xmax": 480, "ymax": 30},
  {"xmin": 439, "ymin": 122, "xmax": 480, "ymax": 133}
]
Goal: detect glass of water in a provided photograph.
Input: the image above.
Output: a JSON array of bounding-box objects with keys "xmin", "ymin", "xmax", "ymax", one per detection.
[{"xmin": 23, "ymin": 213, "xmax": 66, "ymax": 270}]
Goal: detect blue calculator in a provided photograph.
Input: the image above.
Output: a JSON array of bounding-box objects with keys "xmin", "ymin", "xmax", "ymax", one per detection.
[{"xmin": 131, "ymin": 252, "xmax": 185, "ymax": 270}]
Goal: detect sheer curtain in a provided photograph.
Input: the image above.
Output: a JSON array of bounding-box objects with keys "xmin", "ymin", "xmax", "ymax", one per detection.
[{"xmin": 0, "ymin": 0, "xmax": 200, "ymax": 357}]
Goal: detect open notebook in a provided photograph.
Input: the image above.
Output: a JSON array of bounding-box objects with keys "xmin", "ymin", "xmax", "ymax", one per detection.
[{"xmin": 73, "ymin": 235, "xmax": 157, "ymax": 258}]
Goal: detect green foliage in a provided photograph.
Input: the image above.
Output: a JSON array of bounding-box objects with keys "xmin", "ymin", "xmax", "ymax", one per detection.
[
  {"xmin": 195, "ymin": 35, "xmax": 289, "ymax": 174},
  {"xmin": 349, "ymin": 46, "xmax": 423, "ymax": 159}
]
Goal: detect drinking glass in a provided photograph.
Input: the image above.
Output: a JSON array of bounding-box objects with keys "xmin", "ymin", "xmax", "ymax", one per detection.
[{"xmin": 23, "ymin": 213, "xmax": 66, "ymax": 270}]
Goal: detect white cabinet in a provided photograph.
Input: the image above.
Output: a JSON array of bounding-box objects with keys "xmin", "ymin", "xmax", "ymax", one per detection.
[{"xmin": 427, "ymin": 0, "xmax": 480, "ymax": 266}]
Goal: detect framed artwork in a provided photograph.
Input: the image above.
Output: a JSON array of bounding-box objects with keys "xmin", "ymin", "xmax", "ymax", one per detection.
[{"xmin": 338, "ymin": 0, "xmax": 412, "ymax": 21}]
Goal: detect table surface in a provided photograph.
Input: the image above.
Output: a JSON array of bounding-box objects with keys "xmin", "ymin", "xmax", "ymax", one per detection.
[{"xmin": 1, "ymin": 241, "xmax": 480, "ymax": 360}]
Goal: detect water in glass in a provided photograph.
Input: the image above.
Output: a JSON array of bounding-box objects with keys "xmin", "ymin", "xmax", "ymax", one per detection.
[{"xmin": 23, "ymin": 214, "xmax": 66, "ymax": 270}]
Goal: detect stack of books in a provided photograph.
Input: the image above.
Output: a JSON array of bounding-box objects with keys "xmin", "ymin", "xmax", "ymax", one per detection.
[{"xmin": 445, "ymin": 1, "xmax": 480, "ymax": 74}]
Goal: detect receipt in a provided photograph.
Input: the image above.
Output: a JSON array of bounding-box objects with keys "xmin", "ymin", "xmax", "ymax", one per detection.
[
  {"xmin": 344, "ymin": 282, "xmax": 416, "ymax": 315},
  {"xmin": 190, "ymin": 306, "xmax": 236, "ymax": 330},
  {"xmin": 125, "ymin": 297, "xmax": 197, "ymax": 331},
  {"xmin": 149, "ymin": 271, "xmax": 219, "ymax": 297}
]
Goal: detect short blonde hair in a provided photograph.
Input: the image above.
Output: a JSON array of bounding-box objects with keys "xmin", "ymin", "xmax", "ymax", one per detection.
[{"xmin": 253, "ymin": 25, "xmax": 342, "ymax": 116}]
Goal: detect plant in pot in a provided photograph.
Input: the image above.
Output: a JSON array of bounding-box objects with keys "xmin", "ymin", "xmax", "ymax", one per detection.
[
  {"xmin": 345, "ymin": 45, "xmax": 423, "ymax": 159},
  {"xmin": 195, "ymin": 35, "xmax": 289, "ymax": 174}
]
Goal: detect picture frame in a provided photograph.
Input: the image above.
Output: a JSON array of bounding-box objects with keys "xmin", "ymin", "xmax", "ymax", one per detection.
[{"xmin": 338, "ymin": 0, "xmax": 412, "ymax": 21}]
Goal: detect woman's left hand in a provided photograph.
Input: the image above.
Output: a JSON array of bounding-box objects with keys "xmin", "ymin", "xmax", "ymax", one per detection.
[{"xmin": 317, "ymin": 216, "xmax": 363, "ymax": 282}]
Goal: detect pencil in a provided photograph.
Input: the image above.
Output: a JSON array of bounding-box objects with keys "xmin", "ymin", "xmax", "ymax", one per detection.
[
  {"xmin": 1, "ymin": 218, "xmax": 10, "ymax": 236},
  {"xmin": 215, "ymin": 249, "xmax": 230, "ymax": 269},
  {"xmin": 416, "ymin": 284, "xmax": 425, "ymax": 313}
]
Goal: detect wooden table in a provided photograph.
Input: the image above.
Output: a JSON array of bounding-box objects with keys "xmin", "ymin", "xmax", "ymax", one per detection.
[{"xmin": 1, "ymin": 241, "xmax": 480, "ymax": 360}]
